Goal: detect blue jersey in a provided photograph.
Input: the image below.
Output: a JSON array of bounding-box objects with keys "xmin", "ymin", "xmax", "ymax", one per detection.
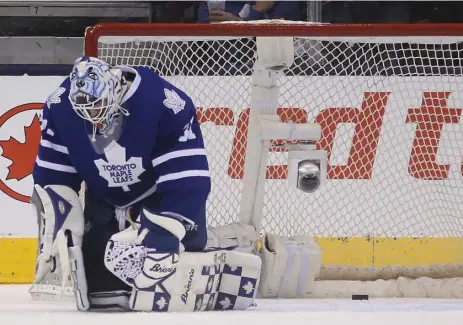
[{"xmin": 33, "ymin": 66, "xmax": 211, "ymax": 223}]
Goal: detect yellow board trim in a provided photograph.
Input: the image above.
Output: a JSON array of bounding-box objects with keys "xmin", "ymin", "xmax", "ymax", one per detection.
[
  {"xmin": 2, "ymin": 237, "xmax": 463, "ymax": 283},
  {"xmin": 0, "ymin": 238, "xmax": 37, "ymax": 283},
  {"xmin": 315, "ymin": 237, "xmax": 463, "ymax": 268},
  {"xmin": 373, "ymin": 237, "xmax": 463, "ymax": 267}
]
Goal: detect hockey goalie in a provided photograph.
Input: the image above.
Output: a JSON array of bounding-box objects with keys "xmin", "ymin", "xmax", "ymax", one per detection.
[{"xmin": 30, "ymin": 56, "xmax": 263, "ymax": 312}]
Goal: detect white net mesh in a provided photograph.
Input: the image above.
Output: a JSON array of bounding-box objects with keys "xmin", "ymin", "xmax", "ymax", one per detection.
[
  {"xmin": 31, "ymin": 22, "xmax": 463, "ymax": 298},
  {"xmin": 94, "ymin": 26, "xmax": 462, "ymax": 245}
]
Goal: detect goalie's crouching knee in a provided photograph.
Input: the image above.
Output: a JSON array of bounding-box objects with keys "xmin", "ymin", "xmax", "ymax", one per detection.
[{"xmin": 168, "ymin": 250, "xmax": 261, "ymax": 312}]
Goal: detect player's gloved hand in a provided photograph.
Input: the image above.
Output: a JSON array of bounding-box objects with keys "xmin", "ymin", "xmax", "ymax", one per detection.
[
  {"xmin": 104, "ymin": 208, "xmax": 186, "ymax": 311},
  {"xmin": 138, "ymin": 209, "xmax": 186, "ymax": 253}
]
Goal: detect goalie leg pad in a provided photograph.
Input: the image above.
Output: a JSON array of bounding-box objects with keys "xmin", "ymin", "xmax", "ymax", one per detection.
[
  {"xmin": 210, "ymin": 250, "xmax": 261, "ymax": 311},
  {"xmin": 32, "ymin": 184, "xmax": 85, "ymax": 279},
  {"xmin": 104, "ymin": 232, "xmax": 261, "ymax": 312},
  {"xmin": 32, "ymin": 185, "xmax": 85, "ymax": 248},
  {"xmin": 130, "ymin": 250, "xmax": 261, "ymax": 312},
  {"xmin": 31, "ymin": 184, "xmax": 88, "ymax": 310},
  {"xmin": 258, "ymin": 233, "xmax": 322, "ymax": 298}
]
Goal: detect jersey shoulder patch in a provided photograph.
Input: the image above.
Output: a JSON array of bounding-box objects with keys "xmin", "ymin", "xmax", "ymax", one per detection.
[
  {"xmin": 163, "ymin": 88, "xmax": 186, "ymax": 114},
  {"xmin": 46, "ymin": 87, "xmax": 66, "ymax": 109}
]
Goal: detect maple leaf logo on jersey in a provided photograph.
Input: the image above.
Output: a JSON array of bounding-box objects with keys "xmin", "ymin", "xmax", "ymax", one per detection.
[
  {"xmin": 46, "ymin": 87, "xmax": 66, "ymax": 109},
  {"xmin": 94, "ymin": 141, "xmax": 145, "ymax": 192},
  {"xmin": 163, "ymin": 88, "xmax": 185, "ymax": 114}
]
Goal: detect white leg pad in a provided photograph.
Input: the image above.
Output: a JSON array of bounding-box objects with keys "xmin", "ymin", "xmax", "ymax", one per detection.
[
  {"xmin": 124, "ymin": 249, "xmax": 261, "ymax": 312},
  {"xmin": 104, "ymin": 227, "xmax": 262, "ymax": 312},
  {"xmin": 167, "ymin": 250, "xmax": 261, "ymax": 312},
  {"xmin": 258, "ymin": 233, "xmax": 322, "ymax": 298}
]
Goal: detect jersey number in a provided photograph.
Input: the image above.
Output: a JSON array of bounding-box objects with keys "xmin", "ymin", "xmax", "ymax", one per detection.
[{"xmin": 179, "ymin": 118, "xmax": 196, "ymax": 142}]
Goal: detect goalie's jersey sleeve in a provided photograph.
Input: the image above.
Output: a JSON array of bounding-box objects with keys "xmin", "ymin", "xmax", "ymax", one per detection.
[
  {"xmin": 33, "ymin": 101, "xmax": 83, "ymax": 194},
  {"xmin": 32, "ymin": 66, "xmax": 211, "ymax": 216}
]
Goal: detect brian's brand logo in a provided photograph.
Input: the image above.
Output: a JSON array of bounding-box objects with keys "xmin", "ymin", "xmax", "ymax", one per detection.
[
  {"xmin": 0, "ymin": 103, "xmax": 43, "ymax": 202},
  {"xmin": 148, "ymin": 262, "xmax": 176, "ymax": 280},
  {"xmin": 149, "ymin": 263, "xmax": 175, "ymax": 274},
  {"xmin": 181, "ymin": 269, "xmax": 195, "ymax": 304}
]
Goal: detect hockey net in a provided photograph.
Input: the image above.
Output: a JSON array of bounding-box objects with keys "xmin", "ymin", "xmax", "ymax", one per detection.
[{"xmin": 31, "ymin": 21, "xmax": 463, "ymax": 298}]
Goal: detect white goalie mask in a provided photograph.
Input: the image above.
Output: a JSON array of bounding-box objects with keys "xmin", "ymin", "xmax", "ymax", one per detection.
[{"xmin": 68, "ymin": 56, "xmax": 128, "ymax": 139}]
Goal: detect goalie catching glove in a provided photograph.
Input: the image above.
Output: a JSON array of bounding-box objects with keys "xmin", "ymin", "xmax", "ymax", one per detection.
[{"xmin": 104, "ymin": 209, "xmax": 262, "ymax": 312}]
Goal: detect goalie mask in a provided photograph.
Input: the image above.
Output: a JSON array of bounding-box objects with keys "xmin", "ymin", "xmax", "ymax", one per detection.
[{"xmin": 69, "ymin": 56, "xmax": 128, "ymax": 140}]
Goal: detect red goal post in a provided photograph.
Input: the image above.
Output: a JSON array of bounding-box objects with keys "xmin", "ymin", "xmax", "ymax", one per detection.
[
  {"xmin": 49, "ymin": 21, "xmax": 461, "ymax": 298},
  {"xmin": 84, "ymin": 22, "xmax": 463, "ymax": 51}
]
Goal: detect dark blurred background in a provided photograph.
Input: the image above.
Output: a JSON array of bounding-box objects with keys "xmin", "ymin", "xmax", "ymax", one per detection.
[
  {"xmin": 1, "ymin": 1, "xmax": 463, "ymax": 67},
  {"xmin": 2, "ymin": 1, "xmax": 463, "ymax": 37}
]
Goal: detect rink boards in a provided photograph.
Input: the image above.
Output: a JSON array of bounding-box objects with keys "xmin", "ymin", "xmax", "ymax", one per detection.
[{"xmin": 0, "ymin": 74, "xmax": 462, "ymax": 283}]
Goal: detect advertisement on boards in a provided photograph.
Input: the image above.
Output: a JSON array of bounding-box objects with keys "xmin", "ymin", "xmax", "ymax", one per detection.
[
  {"xmin": 0, "ymin": 72, "xmax": 462, "ymax": 283},
  {"xmin": 0, "ymin": 76, "xmax": 65, "ymax": 236}
]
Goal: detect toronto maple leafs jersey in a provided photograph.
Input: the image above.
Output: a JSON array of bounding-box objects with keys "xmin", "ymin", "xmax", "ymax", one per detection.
[{"xmin": 33, "ymin": 66, "xmax": 211, "ymax": 222}]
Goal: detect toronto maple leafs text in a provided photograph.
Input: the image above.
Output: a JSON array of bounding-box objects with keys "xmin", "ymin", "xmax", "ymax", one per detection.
[{"xmin": 101, "ymin": 163, "xmax": 137, "ymax": 184}]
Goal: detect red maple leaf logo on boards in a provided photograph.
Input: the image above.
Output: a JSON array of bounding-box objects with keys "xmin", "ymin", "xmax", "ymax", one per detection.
[
  {"xmin": 0, "ymin": 103, "xmax": 43, "ymax": 202},
  {"xmin": 0, "ymin": 115, "xmax": 41, "ymax": 181}
]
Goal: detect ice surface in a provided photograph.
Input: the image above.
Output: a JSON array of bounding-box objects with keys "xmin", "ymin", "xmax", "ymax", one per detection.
[{"xmin": 1, "ymin": 285, "xmax": 463, "ymax": 325}]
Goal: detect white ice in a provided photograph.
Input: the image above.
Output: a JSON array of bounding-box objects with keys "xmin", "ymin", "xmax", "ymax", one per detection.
[{"xmin": 2, "ymin": 285, "xmax": 463, "ymax": 325}]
